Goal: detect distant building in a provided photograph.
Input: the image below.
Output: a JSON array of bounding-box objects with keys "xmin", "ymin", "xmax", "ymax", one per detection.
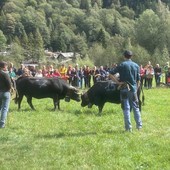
[
  {"xmin": 57, "ymin": 52, "xmax": 76, "ymax": 63},
  {"xmin": 45, "ymin": 50, "xmax": 80, "ymax": 64}
]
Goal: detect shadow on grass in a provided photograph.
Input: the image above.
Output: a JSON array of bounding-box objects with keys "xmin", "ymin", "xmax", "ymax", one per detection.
[
  {"xmin": 74, "ymin": 109, "xmax": 119, "ymax": 117},
  {"xmin": 36, "ymin": 129, "xmax": 124, "ymax": 139},
  {"xmin": 11, "ymin": 108, "xmax": 35, "ymax": 112}
]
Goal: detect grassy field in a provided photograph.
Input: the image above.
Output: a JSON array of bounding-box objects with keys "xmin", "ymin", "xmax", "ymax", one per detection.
[{"xmin": 0, "ymin": 87, "xmax": 170, "ymax": 170}]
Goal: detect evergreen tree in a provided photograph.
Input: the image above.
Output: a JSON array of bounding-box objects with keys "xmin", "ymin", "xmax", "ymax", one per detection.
[
  {"xmin": 0, "ymin": 30, "xmax": 6, "ymax": 51},
  {"xmin": 0, "ymin": 10, "xmax": 6, "ymax": 32},
  {"xmin": 80, "ymin": 0, "xmax": 91, "ymax": 11},
  {"xmin": 34, "ymin": 28, "xmax": 44, "ymax": 62},
  {"xmin": 4, "ymin": 14, "xmax": 16, "ymax": 42},
  {"xmin": 112, "ymin": 16, "xmax": 122, "ymax": 35},
  {"xmin": 97, "ymin": 28, "xmax": 107, "ymax": 48},
  {"xmin": 0, "ymin": 0, "xmax": 8, "ymax": 10},
  {"xmin": 27, "ymin": 32, "xmax": 34, "ymax": 60}
]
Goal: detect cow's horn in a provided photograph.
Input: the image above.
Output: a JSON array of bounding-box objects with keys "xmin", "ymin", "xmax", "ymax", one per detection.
[{"xmin": 70, "ymin": 85, "xmax": 76, "ymax": 90}]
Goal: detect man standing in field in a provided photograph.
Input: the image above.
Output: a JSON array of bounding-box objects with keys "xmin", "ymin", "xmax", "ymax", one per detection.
[
  {"xmin": 109, "ymin": 50, "xmax": 142, "ymax": 132},
  {"xmin": 0, "ymin": 61, "xmax": 11, "ymax": 128}
]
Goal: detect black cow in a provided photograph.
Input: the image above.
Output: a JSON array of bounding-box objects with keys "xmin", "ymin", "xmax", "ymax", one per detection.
[
  {"xmin": 81, "ymin": 80, "xmax": 144, "ymax": 114},
  {"xmin": 14, "ymin": 76, "xmax": 80, "ymax": 110}
]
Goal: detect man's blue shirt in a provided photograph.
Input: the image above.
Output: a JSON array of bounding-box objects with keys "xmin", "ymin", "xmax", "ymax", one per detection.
[{"xmin": 110, "ymin": 59, "xmax": 140, "ymax": 92}]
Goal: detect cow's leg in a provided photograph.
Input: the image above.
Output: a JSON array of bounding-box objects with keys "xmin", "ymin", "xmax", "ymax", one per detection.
[
  {"xmin": 98, "ymin": 104, "xmax": 104, "ymax": 116},
  {"xmin": 58, "ymin": 100, "xmax": 60, "ymax": 110},
  {"xmin": 53, "ymin": 98, "xmax": 60, "ymax": 111},
  {"xmin": 139, "ymin": 99, "xmax": 142, "ymax": 111},
  {"xmin": 18, "ymin": 94, "xmax": 24, "ymax": 110},
  {"xmin": 26, "ymin": 96, "xmax": 35, "ymax": 110}
]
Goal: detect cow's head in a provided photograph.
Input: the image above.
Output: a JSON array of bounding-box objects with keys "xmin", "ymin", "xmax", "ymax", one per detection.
[
  {"xmin": 65, "ymin": 86, "xmax": 80, "ymax": 102},
  {"xmin": 81, "ymin": 92, "xmax": 89, "ymax": 107}
]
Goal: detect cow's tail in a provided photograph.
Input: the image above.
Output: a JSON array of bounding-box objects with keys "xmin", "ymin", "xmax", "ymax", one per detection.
[
  {"xmin": 11, "ymin": 79, "xmax": 19, "ymax": 104},
  {"xmin": 141, "ymin": 86, "xmax": 145, "ymax": 106},
  {"xmin": 14, "ymin": 91, "xmax": 19, "ymax": 104}
]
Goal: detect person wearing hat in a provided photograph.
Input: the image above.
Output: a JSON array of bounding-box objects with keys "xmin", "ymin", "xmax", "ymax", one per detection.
[
  {"xmin": 0, "ymin": 61, "xmax": 12, "ymax": 128},
  {"xmin": 109, "ymin": 50, "xmax": 142, "ymax": 132}
]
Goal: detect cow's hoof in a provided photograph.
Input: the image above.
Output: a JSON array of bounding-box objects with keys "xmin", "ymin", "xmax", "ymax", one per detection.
[
  {"xmin": 65, "ymin": 97, "xmax": 70, "ymax": 102},
  {"xmin": 88, "ymin": 103, "xmax": 92, "ymax": 108}
]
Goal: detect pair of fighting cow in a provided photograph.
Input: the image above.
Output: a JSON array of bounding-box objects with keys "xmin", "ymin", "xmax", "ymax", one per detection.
[{"xmin": 13, "ymin": 76, "xmax": 144, "ymax": 114}]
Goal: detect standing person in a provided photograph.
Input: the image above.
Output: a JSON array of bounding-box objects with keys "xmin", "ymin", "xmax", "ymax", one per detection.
[
  {"xmin": 75, "ymin": 64, "xmax": 80, "ymax": 88},
  {"xmin": 70, "ymin": 67, "xmax": 77, "ymax": 86},
  {"xmin": 67, "ymin": 65, "xmax": 73, "ymax": 85},
  {"xmin": 35, "ymin": 69, "xmax": 43, "ymax": 77},
  {"xmin": 146, "ymin": 65, "xmax": 154, "ymax": 89},
  {"xmin": 52, "ymin": 68, "xmax": 61, "ymax": 78},
  {"xmin": 9, "ymin": 67, "xmax": 16, "ymax": 80},
  {"xmin": 0, "ymin": 61, "xmax": 12, "ymax": 128},
  {"xmin": 42, "ymin": 65, "xmax": 48, "ymax": 77},
  {"xmin": 59, "ymin": 64, "xmax": 68, "ymax": 81},
  {"xmin": 9, "ymin": 62, "xmax": 17, "ymax": 74},
  {"xmin": 16, "ymin": 64, "xmax": 25, "ymax": 76},
  {"xmin": 30, "ymin": 65, "xmax": 37, "ymax": 77},
  {"xmin": 140, "ymin": 65, "xmax": 145, "ymax": 88},
  {"xmin": 84, "ymin": 66, "xmax": 92, "ymax": 88},
  {"xmin": 78, "ymin": 67, "xmax": 84, "ymax": 88},
  {"xmin": 164, "ymin": 62, "xmax": 169, "ymax": 84},
  {"xmin": 109, "ymin": 50, "xmax": 142, "ymax": 132},
  {"xmin": 98, "ymin": 65, "xmax": 107, "ymax": 81},
  {"xmin": 91, "ymin": 66, "xmax": 100, "ymax": 84},
  {"xmin": 154, "ymin": 64, "xmax": 162, "ymax": 87}
]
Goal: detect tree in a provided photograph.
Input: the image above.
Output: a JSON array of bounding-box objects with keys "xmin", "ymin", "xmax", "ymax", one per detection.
[
  {"xmin": 80, "ymin": 0, "xmax": 91, "ymax": 11},
  {"xmin": 102, "ymin": 0, "xmax": 113, "ymax": 8},
  {"xmin": 155, "ymin": 0, "xmax": 170, "ymax": 53},
  {"xmin": 4, "ymin": 14, "xmax": 16, "ymax": 42},
  {"xmin": 66, "ymin": 0, "xmax": 80, "ymax": 8},
  {"xmin": 118, "ymin": 6, "xmax": 135, "ymax": 19},
  {"xmin": 91, "ymin": 0, "xmax": 102, "ymax": 9},
  {"xmin": 131, "ymin": 45, "xmax": 151, "ymax": 65},
  {"xmin": 27, "ymin": 32, "xmax": 34, "ymax": 60},
  {"xmin": 162, "ymin": 46, "xmax": 170, "ymax": 64},
  {"xmin": 21, "ymin": 6, "xmax": 37, "ymax": 34},
  {"xmin": 135, "ymin": 9, "xmax": 160, "ymax": 54},
  {"xmin": 34, "ymin": 28, "xmax": 44, "ymax": 62},
  {"xmin": 10, "ymin": 42, "xmax": 24, "ymax": 64},
  {"xmin": 70, "ymin": 34, "xmax": 88, "ymax": 56},
  {"xmin": 0, "ymin": 0, "xmax": 9, "ymax": 10},
  {"xmin": 88, "ymin": 43, "xmax": 105, "ymax": 66},
  {"xmin": 112, "ymin": 16, "xmax": 122, "ymax": 35},
  {"xmin": 96, "ymin": 28, "xmax": 107, "ymax": 48},
  {"xmin": 0, "ymin": 30, "xmax": 6, "ymax": 51},
  {"xmin": 0, "ymin": 10, "xmax": 6, "ymax": 31},
  {"xmin": 15, "ymin": 22, "xmax": 25, "ymax": 38},
  {"xmin": 152, "ymin": 48, "xmax": 162, "ymax": 65},
  {"xmin": 21, "ymin": 30, "xmax": 28, "ymax": 48}
]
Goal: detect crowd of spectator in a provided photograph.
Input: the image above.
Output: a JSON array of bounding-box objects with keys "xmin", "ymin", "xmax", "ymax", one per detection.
[
  {"xmin": 140, "ymin": 61, "xmax": 170, "ymax": 89},
  {"xmin": 6, "ymin": 61, "xmax": 170, "ymax": 89},
  {"xmin": 7, "ymin": 63, "xmax": 118, "ymax": 89}
]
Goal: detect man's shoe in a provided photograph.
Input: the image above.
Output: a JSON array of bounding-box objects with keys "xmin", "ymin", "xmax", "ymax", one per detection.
[
  {"xmin": 0, "ymin": 123, "xmax": 5, "ymax": 128},
  {"xmin": 125, "ymin": 129, "xmax": 132, "ymax": 132},
  {"xmin": 137, "ymin": 128, "xmax": 142, "ymax": 131}
]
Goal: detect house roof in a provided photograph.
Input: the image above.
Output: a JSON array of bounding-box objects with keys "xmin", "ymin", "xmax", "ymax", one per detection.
[{"xmin": 59, "ymin": 52, "xmax": 74, "ymax": 58}]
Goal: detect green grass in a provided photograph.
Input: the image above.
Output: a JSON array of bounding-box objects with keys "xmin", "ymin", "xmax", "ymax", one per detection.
[{"xmin": 0, "ymin": 87, "xmax": 170, "ymax": 170}]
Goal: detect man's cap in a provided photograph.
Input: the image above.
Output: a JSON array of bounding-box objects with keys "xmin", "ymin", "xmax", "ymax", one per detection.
[
  {"xmin": 0, "ymin": 61, "xmax": 7, "ymax": 68},
  {"xmin": 124, "ymin": 50, "xmax": 133, "ymax": 57}
]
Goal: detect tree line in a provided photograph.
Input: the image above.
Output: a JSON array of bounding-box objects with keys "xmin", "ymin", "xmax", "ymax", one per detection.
[{"xmin": 0, "ymin": 0, "xmax": 170, "ymax": 67}]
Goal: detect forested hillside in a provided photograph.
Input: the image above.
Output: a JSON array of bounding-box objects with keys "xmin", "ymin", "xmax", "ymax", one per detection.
[{"xmin": 0, "ymin": 0, "xmax": 170, "ymax": 67}]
